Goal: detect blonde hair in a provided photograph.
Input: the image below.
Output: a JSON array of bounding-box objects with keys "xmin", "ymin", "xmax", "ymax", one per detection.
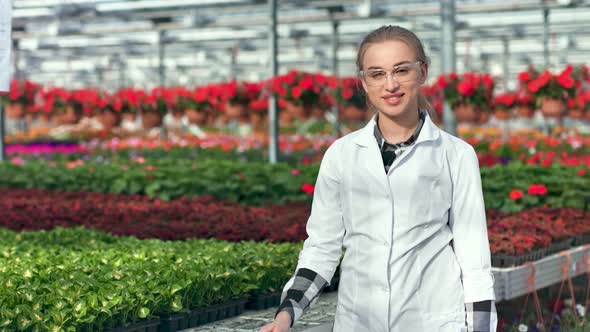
[{"xmin": 356, "ymin": 25, "xmax": 436, "ymax": 119}]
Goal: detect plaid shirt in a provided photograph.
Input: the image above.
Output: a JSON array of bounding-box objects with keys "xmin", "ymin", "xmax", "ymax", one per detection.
[{"xmin": 276, "ymin": 110, "xmax": 496, "ymax": 331}]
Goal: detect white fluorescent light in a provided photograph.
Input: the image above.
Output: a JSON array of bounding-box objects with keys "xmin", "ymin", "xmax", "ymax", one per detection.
[
  {"xmin": 171, "ymin": 29, "xmax": 261, "ymax": 41},
  {"xmin": 97, "ymin": 0, "xmax": 246, "ymax": 12},
  {"xmin": 15, "ymin": 0, "xmax": 111, "ymax": 8},
  {"xmin": 13, "ymin": 8, "xmax": 54, "ymax": 17}
]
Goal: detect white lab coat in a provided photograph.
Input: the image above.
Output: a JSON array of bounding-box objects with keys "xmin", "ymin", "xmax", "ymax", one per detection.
[{"xmin": 295, "ymin": 112, "xmax": 495, "ymax": 332}]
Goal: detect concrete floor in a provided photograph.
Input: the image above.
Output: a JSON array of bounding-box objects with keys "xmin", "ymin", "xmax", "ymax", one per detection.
[{"xmin": 181, "ymin": 292, "xmax": 337, "ymax": 332}]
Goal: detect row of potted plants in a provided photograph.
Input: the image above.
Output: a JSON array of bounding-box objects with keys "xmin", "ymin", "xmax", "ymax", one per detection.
[
  {"xmin": 1, "ymin": 187, "xmax": 589, "ymax": 260},
  {"xmin": 0, "ymin": 157, "xmax": 588, "ymax": 208},
  {"xmin": 0, "ymin": 188, "xmax": 310, "ymax": 242},
  {"xmin": 3, "ymin": 64, "xmax": 590, "ymax": 129},
  {"xmin": 488, "ymin": 207, "xmax": 590, "ymax": 267},
  {"xmin": 6, "ymin": 133, "xmax": 590, "ymax": 156},
  {"xmin": 0, "ymin": 226, "xmax": 302, "ymax": 332}
]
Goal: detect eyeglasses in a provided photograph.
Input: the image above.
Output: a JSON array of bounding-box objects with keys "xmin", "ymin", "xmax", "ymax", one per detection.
[{"xmin": 359, "ymin": 61, "xmax": 423, "ymax": 87}]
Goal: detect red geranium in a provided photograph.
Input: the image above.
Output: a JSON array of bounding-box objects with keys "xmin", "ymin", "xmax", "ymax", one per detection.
[
  {"xmin": 301, "ymin": 183, "xmax": 315, "ymax": 195},
  {"xmin": 508, "ymin": 189, "xmax": 524, "ymax": 201},
  {"xmin": 522, "ymin": 65, "xmax": 578, "ymax": 100},
  {"xmin": 494, "ymin": 93, "xmax": 516, "ymax": 109},
  {"xmin": 437, "ymin": 72, "xmax": 495, "ymax": 109},
  {"xmin": 527, "ymin": 184, "xmax": 548, "ymax": 196}
]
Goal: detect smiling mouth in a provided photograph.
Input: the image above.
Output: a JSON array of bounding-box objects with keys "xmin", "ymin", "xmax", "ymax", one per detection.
[{"xmin": 382, "ymin": 93, "xmax": 404, "ymax": 105}]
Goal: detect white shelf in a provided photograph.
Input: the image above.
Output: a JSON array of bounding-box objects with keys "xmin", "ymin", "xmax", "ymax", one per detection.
[{"xmin": 493, "ymin": 245, "xmax": 590, "ymax": 302}]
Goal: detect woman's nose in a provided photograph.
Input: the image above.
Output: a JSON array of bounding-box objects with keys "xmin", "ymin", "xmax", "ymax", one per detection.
[{"xmin": 384, "ymin": 73, "xmax": 400, "ymax": 91}]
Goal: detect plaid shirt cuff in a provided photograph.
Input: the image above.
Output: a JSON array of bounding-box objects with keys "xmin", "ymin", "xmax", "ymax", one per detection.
[
  {"xmin": 465, "ymin": 300, "xmax": 497, "ymax": 332},
  {"xmin": 275, "ymin": 268, "xmax": 328, "ymax": 327}
]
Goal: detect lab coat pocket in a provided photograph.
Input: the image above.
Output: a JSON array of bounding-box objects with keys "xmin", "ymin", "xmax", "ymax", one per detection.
[{"xmin": 413, "ymin": 174, "xmax": 449, "ymax": 222}]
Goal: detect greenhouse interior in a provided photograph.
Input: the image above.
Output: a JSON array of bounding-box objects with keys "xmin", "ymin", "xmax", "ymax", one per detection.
[{"xmin": 2, "ymin": 0, "xmax": 590, "ymax": 331}]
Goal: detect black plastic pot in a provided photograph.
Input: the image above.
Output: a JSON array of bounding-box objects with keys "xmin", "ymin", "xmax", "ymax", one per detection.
[
  {"xmin": 158, "ymin": 313, "xmax": 189, "ymax": 332},
  {"xmin": 188, "ymin": 308, "xmax": 205, "ymax": 327},
  {"xmin": 492, "ymin": 247, "xmax": 548, "ymax": 268},
  {"xmin": 546, "ymin": 238, "xmax": 573, "ymax": 256},
  {"xmin": 102, "ymin": 318, "xmax": 160, "ymax": 332},
  {"xmin": 574, "ymin": 232, "xmax": 590, "ymax": 246},
  {"xmin": 246, "ymin": 292, "xmax": 282, "ymax": 310}
]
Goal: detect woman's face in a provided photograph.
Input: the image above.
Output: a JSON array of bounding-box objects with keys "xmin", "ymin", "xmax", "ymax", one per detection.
[{"xmin": 360, "ymin": 40, "xmax": 427, "ymax": 119}]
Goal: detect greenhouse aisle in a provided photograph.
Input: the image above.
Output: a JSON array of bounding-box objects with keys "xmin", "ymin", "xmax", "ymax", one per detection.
[{"xmin": 182, "ymin": 292, "xmax": 337, "ymax": 332}]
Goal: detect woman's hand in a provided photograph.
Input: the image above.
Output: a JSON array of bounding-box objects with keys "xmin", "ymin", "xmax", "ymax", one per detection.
[{"xmin": 258, "ymin": 311, "xmax": 291, "ymax": 332}]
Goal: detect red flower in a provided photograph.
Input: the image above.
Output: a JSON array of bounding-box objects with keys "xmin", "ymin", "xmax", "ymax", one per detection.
[
  {"xmin": 557, "ymin": 71, "xmax": 575, "ymax": 89},
  {"xmin": 291, "ymin": 86, "xmax": 303, "ymax": 99},
  {"xmin": 342, "ymin": 88, "xmax": 353, "ymax": 100},
  {"xmin": 436, "ymin": 76, "xmax": 447, "ymax": 89},
  {"xmin": 518, "ymin": 71, "xmax": 531, "ymax": 83},
  {"xmin": 527, "ymin": 184, "xmax": 548, "ymax": 196},
  {"xmin": 508, "ymin": 189, "xmax": 524, "ymax": 201},
  {"xmin": 301, "ymin": 183, "xmax": 315, "ymax": 195},
  {"xmin": 457, "ymin": 81, "xmax": 475, "ymax": 96},
  {"xmin": 578, "ymin": 168, "xmax": 587, "ymax": 176}
]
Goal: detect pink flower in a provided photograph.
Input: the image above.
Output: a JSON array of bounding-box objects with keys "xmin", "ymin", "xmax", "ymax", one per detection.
[
  {"xmin": 291, "ymin": 169, "xmax": 300, "ymax": 176},
  {"xmin": 10, "ymin": 157, "xmax": 24, "ymax": 166}
]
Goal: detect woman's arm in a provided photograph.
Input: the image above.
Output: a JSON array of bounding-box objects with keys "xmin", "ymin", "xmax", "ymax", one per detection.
[
  {"xmin": 465, "ymin": 300, "xmax": 497, "ymax": 332},
  {"xmin": 448, "ymin": 144, "xmax": 497, "ymax": 331},
  {"xmin": 274, "ymin": 268, "xmax": 329, "ymax": 327},
  {"xmin": 275, "ymin": 140, "xmax": 345, "ymax": 327}
]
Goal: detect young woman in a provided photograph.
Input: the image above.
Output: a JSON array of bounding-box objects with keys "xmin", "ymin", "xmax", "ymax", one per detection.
[{"xmin": 259, "ymin": 25, "xmax": 496, "ymax": 332}]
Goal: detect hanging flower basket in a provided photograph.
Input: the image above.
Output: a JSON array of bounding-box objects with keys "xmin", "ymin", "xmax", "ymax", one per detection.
[
  {"xmin": 493, "ymin": 93, "xmax": 516, "ymax": 121},
  {"xmin": 284, "ymin": 101, "xmax": 311, "ymax": 121},
  {"xmin": 141, "ymin": 110, "xmax": 163, "ymax": 129},
  {"xmin": 100, "ymin": 109, "xmax": 121, "ymax": 132},
  {"xmin": 342, "ymin": 105, "xmax": 366, "ymax": 123},
  {"xmin": 540, "ymin": 97, "xmax": 566, "ymax": 118},
  {"xmin": 568, "ymin": 108, "xmax": 585, "ymax": 120},
  {"xmin": 453, "ymin": 103, "xmax": 478, "ymax": 123},
  {"xmin": 516, "ymin": 105, "xmax": 535, "ymax": 119},
  {"xmin": 494, "ymin": 108, "xmax": 512, "ymax": 120},
  {"xmin": 225, "ymin": 102, "xmax": 247, "ymax": 120}
]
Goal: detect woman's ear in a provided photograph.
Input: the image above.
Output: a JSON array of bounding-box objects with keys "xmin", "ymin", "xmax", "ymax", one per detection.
[
  {"xmin": 360, "ymin": 77, "xmax": 369, "ymax": 94},
  {"xmin": 419, "ymin": 62, "xmax": 429, "ymax": 84}
]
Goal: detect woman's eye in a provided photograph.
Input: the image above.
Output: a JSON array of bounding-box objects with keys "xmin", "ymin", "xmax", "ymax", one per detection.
[
  {"xmin": 370, "ymin": 72, "xmax": 386, "ymax": 79},
  {"xmin": 395, "ymin": 68, "xmax": 410, "ymax": 74}
]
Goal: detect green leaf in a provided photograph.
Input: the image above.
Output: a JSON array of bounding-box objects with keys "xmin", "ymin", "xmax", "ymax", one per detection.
[{"xmin": 138, "ymin": 307, "xmax": 150, "ymax": 319}]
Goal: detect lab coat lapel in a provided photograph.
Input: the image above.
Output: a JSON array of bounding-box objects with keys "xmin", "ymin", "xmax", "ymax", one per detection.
[{"xmin": 352, "ymin": 116, "xmax": 390, "ymax": 187}]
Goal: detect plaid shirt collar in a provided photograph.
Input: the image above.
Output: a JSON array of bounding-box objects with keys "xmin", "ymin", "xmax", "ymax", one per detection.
[{"xmin": 373, "ymin": 109, "xmax": 426, "ymax": 149}]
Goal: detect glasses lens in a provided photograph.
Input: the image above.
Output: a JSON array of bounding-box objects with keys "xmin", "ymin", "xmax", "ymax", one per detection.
[{"xmin": 362, "ymin": 62, "xmax": 420, "ymax": 86}]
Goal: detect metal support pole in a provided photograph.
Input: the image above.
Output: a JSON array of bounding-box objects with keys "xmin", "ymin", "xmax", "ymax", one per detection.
[
  {"xmin": 158, "ymin": 31, "xmax": 166, "ymax": 87},
  {"xmin": 119, "ymin": 57, "xmax": 126, "ymax": 89},
  {"xmin": 331, "ymin": 19, "xmax": 340, "ymax": 136},
  {"xmin": 0, "ymin": 0, "xmax": 12, "ymax": 162},
  {"xmin": 12, "ymin": 40, "xmax": 19, "ymax": 80},
  {"xmin": 230, "ymin": 45, "xmax": 238, "ymax": 81},
  {"xmin": 440, "ymin": 0, "xmax": 457, "ymax": 135},
  {"xmin": 502, "ymin": 37, "xmax": 510, "ymax": 90},
  {"xmin": 0, "ymin": 103, "xmax": 5, "ymax": 161},
  {"xmin": 268, "ymin": 0, "xmax": 279, "ymax": 164},
  {"xmin": 543, "ymin": 7, "xmax": 550, "ymax": 69}
]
